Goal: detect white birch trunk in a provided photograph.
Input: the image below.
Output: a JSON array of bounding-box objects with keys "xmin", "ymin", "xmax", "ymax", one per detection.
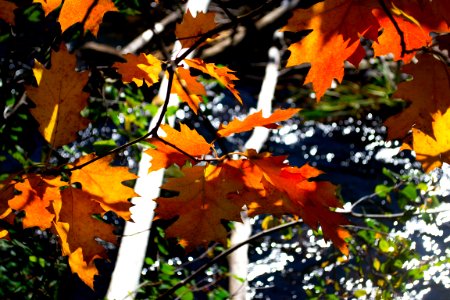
[
  {"xmin": 228, "ymin": 39, "xmax": 282, "ymax": 300},
  {"xmin": 106, "ymin": 2, "xmax": 210, "ymax": 299}
]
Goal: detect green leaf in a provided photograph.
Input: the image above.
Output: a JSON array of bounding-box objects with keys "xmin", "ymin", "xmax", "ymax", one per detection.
[
  {"xmin": 93, "ymin": 139, "xmax": 117, "ymax": 155},
  {"xmin": 160, "ymin": 263, "xmax": 175, "ymax": 275},
  {"xmin": 175, "ymin": 286, "xmax": 194, "ymax": 300},
  {"xmin": 354, "ymin": 289, "xmax": 367, "ymax": 297},
  {"xmin": 375, "ymin": 184, "xmax": 392, "ymax": 197},
  {"xmin": 373, "ymin": 258, "xmax": 381, "ymax": 271},
  {"xmin": 379, "ymin": 239, "xmax": 390, "ymax": 253}
]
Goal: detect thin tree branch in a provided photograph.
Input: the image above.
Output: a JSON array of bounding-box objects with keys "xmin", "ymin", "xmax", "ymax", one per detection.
[
  {"xmin": 67, "ymin": 66, "xmax": 176, "ymax": 172},
  {"xmin": 156, "ymin": 218, "xmax": 304, "ymax": 299},
  {"xmin": 347, "ymin": 207, "xmax": 450, "ymax": 219}
]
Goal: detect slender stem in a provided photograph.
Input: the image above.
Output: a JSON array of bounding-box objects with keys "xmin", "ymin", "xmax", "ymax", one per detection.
[
  {"xmin": 67, "ymin": 131, "xmax": 153, "ymax": 171},
  {"xmin": 156, "ymin": 218, "xmax": 303, "ymax": 299},
  {"xmin": 348, "ymin": 207, "xmax": 450, "ymax": 219},
  {"xmin": 150, "ymin": 69, "xmax": 176, "ymax": 136},
  {"xmin": 69, "ymin": 66, "xmax": 176, "ymax": 172}
]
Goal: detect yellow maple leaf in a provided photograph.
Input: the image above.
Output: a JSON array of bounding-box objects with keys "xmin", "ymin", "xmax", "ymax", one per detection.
[
  {"xmin": 412, "ymin": 110, "xmax": 450, "ymax": 172},
  {"xmin": 26, "ymin": 45, "xmax": 90, "ymax": 148}
]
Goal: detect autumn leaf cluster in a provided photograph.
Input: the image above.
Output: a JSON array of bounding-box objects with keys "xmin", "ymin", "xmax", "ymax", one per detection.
[{"xmin": 0, "ymin": 0, "xmax": 450, "ymax": 290}]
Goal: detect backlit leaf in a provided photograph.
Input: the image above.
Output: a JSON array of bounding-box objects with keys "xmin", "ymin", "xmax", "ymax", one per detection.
[
  {"xmin": 26, "ymin": 45, "xmax": 90, "ymax": 148},
  {"xmin": 411, "ymin": 110, "xmax": 450, "ymax": 172},
  {"xmin": 146, "ymin": 124, "xmax": 211, "ymax": 172},
  {"xmin": 8, "ymin": 174, "xmax": 63, "ymax": 229},
  {"xmin": 113, "ymin": 53, "xmax": 162, "ymax": 87},
  {"xmin": 175, "ymin": 9, "xmax": 217, "ymax": 49},
  {"xmin": 155, "ymin": 164, "xmax": 245, "ymax": 250},
  {"xmin": 373, "ymin": 0, "xmax": 449, "ymax": 62},
  {"xmin": 229, "ymin": 150, "xmax": 350, "ymax": 255},
  {"xmin": 33, "ymin": 0, "xmax": 61, "ymax": 15},
  {"xmin": 51, "ymin": 154, "xmax": 137, "ymax": 288},
  {"xmin": 185, "ymin": 58, "xmax": 242, "ymax": 104},
  {"xmin": 280, "ymin": 0, "xmax": 380, "ymax": 100},
  {"xmin": 171, "ymin": 67, "xmax": 207, "ymax": 114},
  {"xmin": 69, "ymin": 154, "xmax": 138, "ymax": 220},
  {"xmin": 217, "ymin": 108, "xmax": 300, "ymax": 137},
  {"xmin": 384, "ymin": 54, "xmax": 450, "ymax": 140},
  {"xmin": 58, "ymin": 0, "xmax": 117, "ymax": 36}
]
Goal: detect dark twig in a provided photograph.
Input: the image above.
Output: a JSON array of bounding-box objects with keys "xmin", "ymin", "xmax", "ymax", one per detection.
[
  {"xmin": 59, "ymin": 1, "xmax": 275, "ymax": 172},
  {"xmin": 153, "ymin": 135, "xmax": 200, "ymax": 162},
  {"xmin": 68, "ymin": 66, "xmax": 176, "ymax": 172}
]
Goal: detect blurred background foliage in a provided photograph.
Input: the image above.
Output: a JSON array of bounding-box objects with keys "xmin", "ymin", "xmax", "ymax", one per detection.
[{"xmin": 0, "ymin": 0, "xmax": 449, "ymax": 299}]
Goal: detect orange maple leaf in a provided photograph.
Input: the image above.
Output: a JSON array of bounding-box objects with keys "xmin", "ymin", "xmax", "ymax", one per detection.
[
  {"xmin": 53, "ymin": 187, "xmax": 116, "ymax": 261},
  {"xmin": 113, "ymin": 53, "xmax": 162, "ymax": 87},
  {"xmin": 33, "ymin": 0, "xmax": 62, "ymax": 16},
  {"xmin": 217, "ymin": 108, "xmax": 301, "ymax": 137},
  {"xmin": 69, "ymin": 154, "xmax": 138, "ymax": 220},
  {"xmin": 0, "ymin": 0, "xmax": 17, "ymax": 25},
  {"xmin": 154, "ymin": 164, "xmax": 245, "ymax": 250},
  {"xmin": 8, "ymin": 174, "xmax": 63, "ymax": 230},
  {"xmin": 280, "ymin": 0, "xmax": 380, "ymax": 100},
  {"xmin": 68, "ymin": 248, "xmax": 100, "ymax": 290},
  {"xmin": 185, "ymin": 58, "xmax": 242, "ymax": 104},
  {"xmin": 175, "ymin": 9, "xmax": 217, "ymax": 49},
  {"xmin": 26, "ymin": 45, "xmax": 90, "ymax": 148},
  {"xmin": 384, "ymin": 54, "xmax": 450, "ymax": 141},
  {"xmin": 52, "ymin": 187, "xmax": 116, "ymax": 289},
  {"xmin": 146, "ymin": 124, "xmax": 212, "ymax": 172},
  {"xmin": 171, "ymin": 67, "xmax": 207, "ymax": 114},
  {"xmin": 373, "ymin": 0, "xmax": 449, "ymax": 62},
  {"xmin": 229, "ymin": 150, "xmax": 350, "ymax": 255},
  {"xmin": 51, "ymin": 154, "xmax": 137, "ymax": 288},
  {"xmin": 58, "ymin": 0, "xmax": 118, "ymax": 36}
]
